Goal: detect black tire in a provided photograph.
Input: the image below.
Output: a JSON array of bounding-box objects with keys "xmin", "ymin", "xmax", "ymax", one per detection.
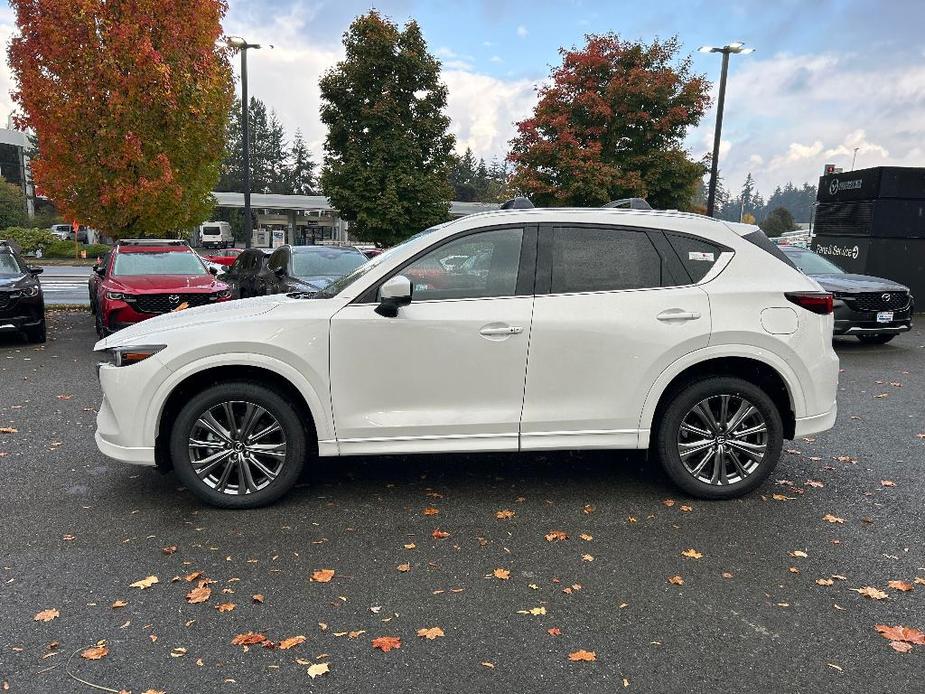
[
  {"xmin": 857, "ymin": 334, "xmax": 895, "ymax": 345},
  {"xmin": 170, "ymin": 382, "xmax": 307, "ymax": 509},
  {"xmin": 654, "ymin": 376, "xmax": 783, "ymax": 500},
  {"xmin": 95, "ymin": 311, "xmax": 107, "ymax": 338},
  {"xmin": 25, "ymin": 320, "xmax": 46, "ymax": 344}
]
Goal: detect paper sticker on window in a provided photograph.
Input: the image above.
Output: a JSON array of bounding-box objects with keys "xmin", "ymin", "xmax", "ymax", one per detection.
[{"xmin": 688, "ymin": 251, "xmax": 714, "ymax": 262}]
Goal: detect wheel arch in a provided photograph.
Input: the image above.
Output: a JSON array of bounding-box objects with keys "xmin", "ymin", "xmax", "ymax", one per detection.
[
  {"xmin": 640, "ymin": 353, "xmax": 799, "ymax": 446},
  {"xmin": 153, "ymin": 362, "xmax": 324, "ymax": 470}
]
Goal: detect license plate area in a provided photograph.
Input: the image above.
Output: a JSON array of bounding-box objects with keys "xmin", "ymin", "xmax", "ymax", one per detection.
[{"xmin": 876, "ymin": 311, "xmax": 893, "ymax": 324}]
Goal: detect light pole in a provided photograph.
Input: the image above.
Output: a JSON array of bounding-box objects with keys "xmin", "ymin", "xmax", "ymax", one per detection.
[
  {"xmin": 700, "ymin": 42, "xmax": 755, "ymax": 217},
  {"xmin": 227, "ymin": 36, "xmax": 261, "ymax": 248},
  {"xmin": 851, "ymin": 146, "xmax": 860, "ymax": 171}
]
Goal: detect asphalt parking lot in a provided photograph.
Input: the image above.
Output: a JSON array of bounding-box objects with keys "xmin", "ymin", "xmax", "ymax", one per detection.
[{"xmin": 1, "ymin": 311, "xmax": 923, "ymax": 693}]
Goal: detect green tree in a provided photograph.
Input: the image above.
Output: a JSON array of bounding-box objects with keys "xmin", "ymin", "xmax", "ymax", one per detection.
[
  {"xmin": 0, "ymin": 179, "xmax": 27, "ymax": 228},
  {"xmin": 320, "ymin": 11, "xmax": 455, "ymax": 246},
  {"xmin": 508, "ymin": 34, "xmax": 709, "ymax": 210},
  {"xmin": 759, "ymin": 206, "xmax": 797, "ymax": 237},
  {"xmin": 288, "ymin": 130, "xmax": 317, "ymax": 195}
]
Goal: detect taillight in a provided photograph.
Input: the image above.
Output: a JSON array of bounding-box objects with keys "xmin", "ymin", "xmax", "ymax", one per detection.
[{"xmin": 785, "ymin": 292, "xmax": 834, "ymax": 315}]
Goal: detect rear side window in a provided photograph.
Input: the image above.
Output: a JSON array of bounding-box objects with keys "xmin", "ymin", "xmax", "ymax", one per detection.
[
  {"xmin": 664, "ymin": 232, "xmax": 724, "ymax": 282},
  {"xmin": 742, "ymin": 229, "xmax": 798, "ymax": 270},
  {"xmin": 551, "ymin": 227, "xmax": 661, "ymax": 293}
]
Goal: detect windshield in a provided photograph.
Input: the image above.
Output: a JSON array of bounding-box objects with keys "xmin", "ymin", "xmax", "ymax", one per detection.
[
  {"xmin": 0, "ymin": 254, "xmax": 22, "ymax": 276},
  {"xmin": 291, "ymin": 249, "xmax": 366, "ymax": 278},
  {"xmin": 315, "ymin": 227, "xmax": 440, "ymax": 298},
  {"xmin": 113, "ymin": 252, "xmax": 207, "ymax": 276},
  {"xmin": 785, "ymin": 249, "xmax": 845, "ymax": 275}
]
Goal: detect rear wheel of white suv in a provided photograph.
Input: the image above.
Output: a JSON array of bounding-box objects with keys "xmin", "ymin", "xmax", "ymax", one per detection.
[
  {"xmin": 170, "ymin": 382, "xmax": 306, "ymax": 509},
  {"xmin": 655, "ymin": 377, "xmax": 783, "ymax": 499}
]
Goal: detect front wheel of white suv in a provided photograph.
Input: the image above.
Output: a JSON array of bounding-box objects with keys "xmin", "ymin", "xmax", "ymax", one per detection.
[
  {"xmin": 170, "ymin": 382, "xmax": 307, "ymax": 509},
  {"xmin": 655, "ymin": 377, "xmax": 783, "ymax": 499}
]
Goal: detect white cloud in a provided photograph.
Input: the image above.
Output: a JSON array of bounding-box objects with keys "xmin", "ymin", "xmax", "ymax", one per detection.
[
  {"xmin": 489, "ymin": 55, "xmax": 503, "ymax": 64},
  {"xmin": 516, "ymin": 25, "xmax": 529, "ymax": 38}
]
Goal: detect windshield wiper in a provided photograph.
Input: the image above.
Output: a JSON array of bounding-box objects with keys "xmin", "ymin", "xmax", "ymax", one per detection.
[{"xmin": 287, "ymin": 291, "xmax": 318, "ymax": 299}]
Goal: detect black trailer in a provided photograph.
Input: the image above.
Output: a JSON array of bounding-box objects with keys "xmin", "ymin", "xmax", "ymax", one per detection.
[{"xmin": 812, "ymin": 166, "xmax": 925, "ymax": 302}]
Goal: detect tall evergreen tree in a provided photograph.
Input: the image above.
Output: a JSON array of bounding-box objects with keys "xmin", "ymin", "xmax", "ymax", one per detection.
[
  {"xmin": 320, "ymin": 11, "xmax": 455, "ymax": 246},
  {"xmin": 288, "ymin": 130, "xmax": 317, "ymax": 195}
]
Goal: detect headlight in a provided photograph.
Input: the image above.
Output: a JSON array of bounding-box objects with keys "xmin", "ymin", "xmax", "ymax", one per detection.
[
  {"xmin": 10, "ymin": 285, "xmax": 39, "ymax": 298},
  {"xmin": 106, "ymin": 291, "xmax": 136, "ymax": 302},
  {"xmin": 104, "ymin": 344, "xmax": 166, "ymax": 367}
]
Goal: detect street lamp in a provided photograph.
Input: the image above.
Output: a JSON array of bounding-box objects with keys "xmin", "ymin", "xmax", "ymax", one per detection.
[
  {"xmin": 226, "ymin": 36, "xmax": 261, "ymax": 247},
  {"xmin": 699, "ymin": 42, "xmax": 755, "ymax": 217}
]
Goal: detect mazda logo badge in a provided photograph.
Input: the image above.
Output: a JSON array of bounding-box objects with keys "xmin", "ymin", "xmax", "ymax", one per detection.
[
  {"xmin": 881, "ymin": 293, "xmax": 891, "ymax": 302},
  {"xmin": 829, "ymin": 179, "xmax": 839, "ymax": 196},
  {"xmin": 169, "ymin": 295, "xmax": 180, "ymax": 303}
]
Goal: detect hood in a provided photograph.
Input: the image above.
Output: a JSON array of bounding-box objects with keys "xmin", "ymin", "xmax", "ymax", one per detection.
[
  {"xmin": 0, "ymin": 273, "xmax": 27, "ymax": 288},
  {"xmin": 95, "ymin": 294, "xmax": 282, "ymax": 349},
  {"xmin": 808, "ymin": 273, "xmax": 909, "ymax": 294},
  {"xmin": 108, "ymin": 274, "xmax": 221, "ymax": 293}
]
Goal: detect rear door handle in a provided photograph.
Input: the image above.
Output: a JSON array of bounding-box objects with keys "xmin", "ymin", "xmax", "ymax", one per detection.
[
  {"xmin": 657, "ymin": 310, "xmax": 701, "ymax": 322},
  {"xmin": 480, "ymin": 325, "xmax": 524, "ymax": 336}
]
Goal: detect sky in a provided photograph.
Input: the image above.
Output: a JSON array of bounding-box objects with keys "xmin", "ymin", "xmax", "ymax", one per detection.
[{"xmin": 2, "ymin": 0, "xmax": 925, "ymax": 197}]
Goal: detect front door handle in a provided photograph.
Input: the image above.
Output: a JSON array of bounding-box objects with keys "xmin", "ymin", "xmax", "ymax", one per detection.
[
  {"xmin": 479, "ymin": 325, "xmax": 524, "ymax": 336},
  {"xmin": 657, "ymin": 309, "xmax": 702, "ymax": 322}
]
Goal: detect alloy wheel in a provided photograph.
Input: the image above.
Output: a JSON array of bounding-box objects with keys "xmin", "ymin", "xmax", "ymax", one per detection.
[
  {"xmin": 676, "ymin": 394, "xmax": 768, "ymax": 486},
  {"xmin": 187, "ymin": 400, "xmax": 287, "ymax": 495}
]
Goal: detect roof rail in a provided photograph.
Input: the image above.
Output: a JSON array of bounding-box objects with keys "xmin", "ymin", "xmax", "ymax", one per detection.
[
  {"xmin": 500, "ymin": 196, "xmax": 534, "ymax": 210},
  {"xmin": 116, "ymin": 238, "xmax": 189, "ymax": 246},
  {"xmin": 603, "ymin": 198, "xmax": 652, "ymax": 210}
]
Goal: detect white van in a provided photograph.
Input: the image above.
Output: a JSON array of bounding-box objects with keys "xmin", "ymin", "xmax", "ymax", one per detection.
[{"xmin": 199, "ymin": 221, "xmax": 233, "ymax": 249}]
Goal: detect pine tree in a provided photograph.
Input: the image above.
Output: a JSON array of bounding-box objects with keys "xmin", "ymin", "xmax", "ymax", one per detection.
[
  {"xmin": 320, "ymin": 11, "xmax": 455, "ymax": 245},
  {"xmin": 288, "ymin": 130, "xmax": 317, "ymax": 195}
]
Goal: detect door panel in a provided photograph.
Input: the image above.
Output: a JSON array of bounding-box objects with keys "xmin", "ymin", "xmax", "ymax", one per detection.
[{"xmin": 330, "ymin": 296, "xmax": 534, "ymax": 452}]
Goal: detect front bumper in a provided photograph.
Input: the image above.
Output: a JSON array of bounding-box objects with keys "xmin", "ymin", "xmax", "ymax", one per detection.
[
  {"xmin": 832, "ymin": 300, "xmax": 913, "ymax": 336},
  {"xmin": 794, "ymin": 403, "xmax": 838, "ymax": 438},
  {"xmin": 0, "ymin": 297, "xmax": 44, "ymax": 332}
]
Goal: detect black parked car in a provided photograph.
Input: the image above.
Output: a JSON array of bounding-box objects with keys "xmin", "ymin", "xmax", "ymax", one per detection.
[
  {"xmin": 220, "ymin": 248, "xmax": 268, "ymax": 299},
  {"xmin": 230, "ymin": 245, "xmax": 367, "ymax": 297},
  {"xmin": 781, "ymin": 245, "xmax": 913, "ymax": 344},
  {"xmin": 0, "ymin": 240, "xmax": 46, "ymax": 343}
]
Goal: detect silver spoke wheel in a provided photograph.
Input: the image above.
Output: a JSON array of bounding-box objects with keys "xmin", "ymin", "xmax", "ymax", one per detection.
[
  {"xmin": 188, "ymin": 400, "xmax": 287, "ymax": 495},
  {"xmin": 677, "ymin": 394, "xmax": 767, "ymax": 486}
]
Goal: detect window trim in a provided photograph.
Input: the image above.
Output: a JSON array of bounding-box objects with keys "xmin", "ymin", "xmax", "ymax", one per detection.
[
  {"xmin": 354, "ymin": 224, "xmax": 538, "ymax": 305},
  {"xmin": 658, "ymin": 229, "xmax": 734, "ymax": 285}
]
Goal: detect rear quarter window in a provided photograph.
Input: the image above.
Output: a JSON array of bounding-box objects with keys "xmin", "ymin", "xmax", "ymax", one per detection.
[{"xmin": 664, "ymin": 232, "xmax": 726, "ymax": 282}]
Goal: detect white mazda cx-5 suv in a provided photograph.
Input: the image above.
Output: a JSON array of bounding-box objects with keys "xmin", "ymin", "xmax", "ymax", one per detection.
[{"xmin": 94, "ymin": 208, "xmax": 839, "ymax": 508}]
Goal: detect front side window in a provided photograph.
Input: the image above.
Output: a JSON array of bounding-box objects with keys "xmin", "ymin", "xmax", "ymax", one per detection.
[
  {"xmin": 292, "ymin": 250, "xmax": 365, "ymax": 278},
  {"xmin": 551, "ymin": 227, "xmax": 660, "ymax": 293},
  {"xmin": 267, "ymin": 249, "xmax": 288, "ymax": 272},
  {"xmin": 399, "ymin": 227, "xmax": 523, "ymax": 301},
  {"xmin": 113, "ymin": 252, "xmax": 207, "ymax": 276},
  {"xmin": 0, "ymin": 253, "xmax": 22, "ymax": 276}
]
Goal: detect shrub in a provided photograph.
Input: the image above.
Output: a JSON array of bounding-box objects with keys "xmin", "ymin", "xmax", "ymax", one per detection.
[
  {"xmin": 42, "ymin": 240, "xmax": 111, "ymax": 259},
  {"xmin": 0, "ymin": 226, "xmax": 58, "ymax": 253}
]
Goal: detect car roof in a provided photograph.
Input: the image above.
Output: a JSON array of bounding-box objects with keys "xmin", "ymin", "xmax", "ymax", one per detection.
[
  {"xmin": 117, "ymin": 245, "xmax": 195, "ymax": 254},
  {"xmin": 289, "ymin": 245, "xmax": 363, "ymax": 253}
]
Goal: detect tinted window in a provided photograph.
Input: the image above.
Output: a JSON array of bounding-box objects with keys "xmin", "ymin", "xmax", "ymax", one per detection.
[
  {"xmin": 664, "ymin": 232, "xmax": 724, "ymax": 282},
  {"xmin": 551, "ymin": 227, "xmax": 660, "ymax": 293},
  {"xmin": 400, "ymin": 228, "xmax": 523, "ymax": 301},
  {"xmin": 743, "ymin": 229, "xmax": 797, "ymax": 270},
  {"xmin": 113, "ymin": 252, "xmax": 207, "ymax": 276},
  {"xmin": 268, "ymin": 248, "xmax": 288, "ymax": 272},
  {"xmin": 291, "ymin": 249, "xmax": 365, "ymax": 278},
  {"xmin": 0, "ymin": 253, "xmax": 22, "ymax": 276},
  {"xmin": 783, "ymin": 248, "xmax": 845, "ymax": 275}
]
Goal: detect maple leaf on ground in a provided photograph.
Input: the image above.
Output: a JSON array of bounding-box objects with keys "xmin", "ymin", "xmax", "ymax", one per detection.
[
  {"xmin": 668, "ymin": 575, "xmax": 684, "ymax": 585},
  {"xmin": 307, "ymin": 662, "xmax": 330, "ymax": 678},
  {"xmin": 568, "ymin": 650, "xmax": 597, "ymax": 662},
  {"xmin": 681, "ymin": 549, "xmax": 703, "ymax": 559},
  {"xmin": 252, "ymin": 594, "xmax": 265, "ymax": 603},
  {"xmin": 662, "ymin": 499, "xmax": 675, "ymax": 507},
  {"xmin": 493, "ymin": 568, "xmax": 511, "ymax": 580},
  {"xmin": 579, "ymin": 533, "xmax": 593, "ymax": 541},
  {"xmin": 822, "ymin": 514, "xmax": 845, "ymax": 524},
  {"xmin": 216, "ymin": 602, "xmax": 235, "ymax": 613},
  {"xmin": 416, "ymin": 627, "xmax": 444, "ymax": 640},
  {"xmin": 162, "ymin": 545, "xmax": 177, "ymax": 555},
  {"xmin": 129, "ymin": 575, "xmax": 159, "ymax": 590},
  {"xmin": 397, "ymin": 563, "xmax": 411, "ymax": 573},
  {"xmin": 548, "ymin": 627, "xmax": 561, "ymax": 636},
  {"xmin": 423, "ymin": 507, "xmax": 439, "ymax": 516},
  {"xmin": 33, "ymin": 609, "xmax": 59, "ymax": 622},
  {"xmin": 891, "ymin": 641, "xmax": 914, "ymax": 653},
  {"xmin": 888, "ymin": 580, "xmax": 914, "ymax": 592},
  {"xmin": 432, "ymin": 529, "xmax": 450, "ymax": 539},
  {"xmin": 111, "ymin": 600, "xmax": 128, "ymax": 609},
  {"xmin": 372, "ymin": 636, "xmax": 401, "ymax": 652},
  {"xmin": 186, "ymin": 586, "xmax": 211, "ymax": 604},
  {"xmin": 545, "ymin": 530, "xmax": 568, "ymax": 542},
  {"xmin": 874, "ymin": 625, "xmax": 925, "ymax": 645},
  {"xmin": 311, "ymin": 569, "xmax": 335, "ymax": 583},
  {"xmin": 582, "ymin": 554, "xmax": 594, "ymax": 562},
  {"xmin": 721, "ymin": 572, "xmax": 734, "ymax": 579},
  {"xmin": 278, "ymin": 635, "xmax": 306, "ymax": 650},
  {"xmin": 517, "ymin": 606, "xmax": 547, "ymax": 615},
  {"xmin": 81, "ymin": 644, "xmax": 109, "ymax": 660},
  {"xmin": 816, "ymin": 578, "xmax": 835, "ymax": 586},
  {"xmin": 496, "ymin": 509, "xmax": 515, "ymax": 519},
  {"xmin": 582, "ymin": 504, "xmax": 594, "ymax": 514},
  {"xmin": 231, "ymin": 632, "xmax": 268, "ymax": 647},
  {"xmin": 881, "ymin": 480, "xmax": 896, "ymax": 487},
  {"xmin": 852, "ymin": 586, "xmax": 888, "ymax": 600}
]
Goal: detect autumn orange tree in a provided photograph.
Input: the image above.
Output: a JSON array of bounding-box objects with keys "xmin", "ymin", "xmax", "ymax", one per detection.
[
  {"xmin": 508, "ymin": 35, "xmax": 710, "ymax": 210},
  {"xmin": 8, "ymin": 0, "xmax": 233, "ymax": 238}
]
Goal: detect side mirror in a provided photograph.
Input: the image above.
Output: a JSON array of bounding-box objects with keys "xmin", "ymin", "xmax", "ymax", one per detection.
[
  {"xmin": 29, "ymin": 266, "xmax": 44, "ymax": 275},
  {"xmin": 94, "ymin": 266, "xmax": 106, "ymax": 277},
  {"xmin": 375, "ymin": 275, "xmax": 412, "ymax": 317},
  {"xmin": 208, "ymin": 265, "xmax": 219, "ymax": 276},
  {"xmin": 274, "ymin": 265, "xmax": 286, "ymax": 277}
]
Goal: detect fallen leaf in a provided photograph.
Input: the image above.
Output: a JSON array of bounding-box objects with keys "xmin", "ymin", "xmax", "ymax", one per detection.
[
  {"xmin": 111, "ymin": 600, "xmax": 127, "ymax": 609},
  {"xmin": 371, "ymin": 636, "xmax": 401, "ymax": 652},
  {"xmin": 805, "ymin": 480, "xmax": 824, "ymax": 488},
  {"xmin": 493, "ymin": 568, "xmax": 510, "ymax": 580},
  {"xmin": 216, "ymin": 602, "xmax": 236, "ymax": 612},
  {"xmin": 852, "ymin": 586, "xmax": 888, "ymax": 600},
  {"xmin": 668, "ymin": 575, "xmax": 684, "ymax": 585},
  {"xmin": 62, "ymin": 534, "xmax": 76, "ymax": 541},
  {"xmin": 186, "ymin": 586, "xmax": 211, "ymax": 604},
  {"xmin": 81, "ymin": 644, "xmax": 108, "ymax": 660},
  {"xmin": 790, "ymin": 550, "xmax": 808, "ymax": 558},
  {"xmin": 568, "ymin": 650, "xmax": 596, "ymax": 662},
  {"xmin": 171, "ymin": 647, "xmax": 187, "ymax": 658},
  {"xmin": 680, "ymin": 505, "xmax": 693, "ymax": 512},
  {"xmin": 579, "ymin": 533, "xmax": 593, "ymax": 541},
  {"xmin": 822, "ymin": 514, "xmax": 845, "ymax": 524},
  {"xmin": 252, "ymin": 594, "xmax": 265, "ymax": 603},
  {"xmin": 681, "ymin": 548, "xmax": 703, "ymax": 559},
  {"xmin": 416, "ymin": 627, "xmax": 444, "ymax": 640},
  {"xmin": 545, "ymin": 530, "xmax": 568, "ymax": 542},
  {"xmin": 771, "ymin": 494, "xmax": 795, "ymax": 501},
  {"xmin": 721, "ymin": 572, "xmax": 733, "ymax": 579},
  {"xmin": 129, "ymin": 575, "xmax": 159, "ymax": 590},
  {"xmin": 888, "ymin": 580, "xmax": 914, "ymax": 592},
  {"xmin": 33, "ymin": 609, "xmax": 59, "ymax": 622},
  {"xmin": 875, "ymin": 625, "xmax": 925, "ymax": 645},
  {"xmin": 397, "ymin": 563, "xmax": 411, "ymax": 573},
  {"xmin": 582, "ymin": 504, "xmax": 594, "ymax": 514},
  {"xmin": 311, "ymin": 569, "xmax": 335, "ymax": 583},
  {"xmin": 582, "ymin": 554, "xmax": 594, "ymax": 562},
  {"xmin": 891, "ymin": 641, "xmax": 914, "ymax": 653},
  {"xmin": 662, "ymin": 499, "xmax": 675, "ymax": 507},
  {"xmin": 548, "ymin": 627, "xmax": 561, "ymax": 636},
  {"xmin": 788, "ymin": 566, "xmax": 800, "ymax": 574},
  {"xmin": 162, "ymin": 545, "xmax": 177, "ymax": 555},
  {"xmin": 403, "ymin": 543, "xmax": 416, "ymax": 549},
  {"xmin": 184, "ymin": 571, "xmax": 202, "ymax": 582},
  {"xmin": 0, "ymin": 427, "xmax": 18, "ymax": 434},
  {"xmin": 517, "ymin": 606, "xmax": 546, "ymax": 615},
  {"xmin": 495, "ymin": 509, "xmax": 515, "ymax": 519},
  {"xmin": 481, "ymin": 661, "xmax": 495, "ymax": 669},
  {"xmin": 816, "ymin": 578, "xmax": 835, "ymax": 586},
  {"xmin": 278, "ymin": 635, "xmax": 306, "ymax": 650},
  {"xmin": 881, "ymin": 480, "xmax": 896, "ymax": 487},
  {"xmin": 431, "ymin": 530, "xmax": 450, "ymax": 540},
  {"xmin": 231, "ymin": 631, "xmax": 267, "ymax": 647},
  {"xmin": 307, "ymin": 662, "xmax": 330, "ymax": 678},
  {"xmin": 423, "ymin": 507, "xmax": 439, "ymax": 516}
]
